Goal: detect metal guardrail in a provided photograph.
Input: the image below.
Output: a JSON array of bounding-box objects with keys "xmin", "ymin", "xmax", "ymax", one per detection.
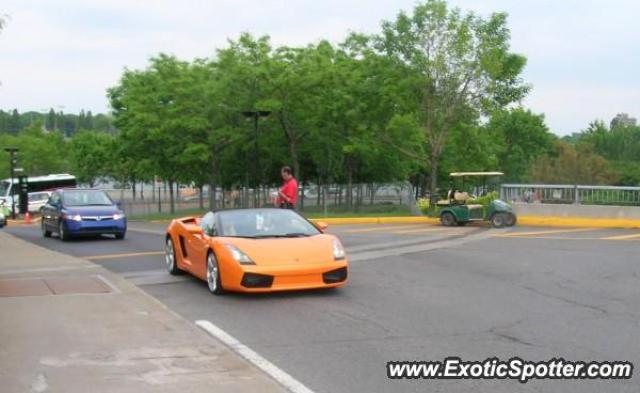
[{"xmin": 501, "ymin": 184, "xmax": 640, "ymax": 206}]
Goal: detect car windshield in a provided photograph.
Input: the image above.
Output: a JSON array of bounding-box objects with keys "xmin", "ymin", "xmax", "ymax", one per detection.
[
  {"xmin": 216, "ymin": 209, "xmax": 320, "ymax": 238},
  {"xmin": 63, "ymin": 190, "xmax": 113, "ymax": 207}
]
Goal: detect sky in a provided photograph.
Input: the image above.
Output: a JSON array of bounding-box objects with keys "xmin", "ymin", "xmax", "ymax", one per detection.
[{"xmin": 0, "ymin": 0, "xmax": 638, "ymax": 135}]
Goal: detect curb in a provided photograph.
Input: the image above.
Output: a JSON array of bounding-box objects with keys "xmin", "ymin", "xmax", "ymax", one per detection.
[
  {"xmin": 308, "ymin": 216, "xmax": 640, "ymax": 229},
  {"xmin": 517, "ymin": 216, "xmax": 640, "ymax": 229},
  {"xmin": 309, "ymin": 216, "xmax": 438, "ymax": 225}
]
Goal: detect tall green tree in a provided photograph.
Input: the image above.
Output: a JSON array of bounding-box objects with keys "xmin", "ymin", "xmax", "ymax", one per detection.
[
  {"xmin": 374, "ymin": 0, "xmax": 529, "ymax": 198},
  {"xmin": 485, "ymin": 108, "xmax": 553, "ymax": 181}
]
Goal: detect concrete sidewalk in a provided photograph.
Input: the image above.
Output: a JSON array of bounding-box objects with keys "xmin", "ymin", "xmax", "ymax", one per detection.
[{"xmin": 0, "ymin": 232, "xmax": 286, "ymax": 393}]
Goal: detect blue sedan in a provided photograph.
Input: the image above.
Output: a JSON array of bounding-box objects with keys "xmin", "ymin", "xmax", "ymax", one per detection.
[{"xmin": 41, "ymin": 189, "xmax": 127, "ymax": 241}]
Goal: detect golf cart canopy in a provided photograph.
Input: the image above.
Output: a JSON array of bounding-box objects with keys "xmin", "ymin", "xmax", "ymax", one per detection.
[{"xmin": 449, "ymin": 172, "xmax": 504, "ymax": 177}]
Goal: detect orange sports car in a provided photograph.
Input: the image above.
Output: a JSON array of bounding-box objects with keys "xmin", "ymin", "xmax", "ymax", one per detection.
[{"xmin": 164, "ymin": 208, "xmax": 348, "ymax": 294}]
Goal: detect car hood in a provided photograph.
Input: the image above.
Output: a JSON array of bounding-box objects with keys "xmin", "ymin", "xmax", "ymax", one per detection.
[
  {"xmin": 64, "ymin": 205, "xmax": 120, "ymax": 216},
  {"xmin": 220, "ymin": 234, "xmax": 339, "ymax": 266}
]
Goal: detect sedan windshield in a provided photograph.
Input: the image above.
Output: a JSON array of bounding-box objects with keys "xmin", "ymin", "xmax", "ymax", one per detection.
[
  {"xmin": 217, "ymin": 209, "xmax": 320, "ymax": 238},
  {"xmin": 63, "ymin": 190, "xmax": 114, "ymax": 207}
]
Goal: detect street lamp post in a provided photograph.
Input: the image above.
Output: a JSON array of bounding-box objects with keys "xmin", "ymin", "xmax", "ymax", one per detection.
[
  {"xmin": 4, "ymin": 147, "xmax": 19, "ymax": 219},
  {"xmin": 242, "ymin": 110, "xmax": 271, "ymax": 207}
]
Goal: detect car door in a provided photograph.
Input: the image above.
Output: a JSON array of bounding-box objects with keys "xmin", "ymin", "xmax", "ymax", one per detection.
[
  {"xmin": 185, "ymin": 212, "xmax": 216, "ymax": 280},
  {"xmin": 43, "ymin": 192, "xmax": 61, "ymax": 230}
]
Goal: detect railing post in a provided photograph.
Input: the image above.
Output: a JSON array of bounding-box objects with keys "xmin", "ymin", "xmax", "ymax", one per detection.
[{"xmin": 574, "ymin": 185, "xmax": 579, "ymax": 205}]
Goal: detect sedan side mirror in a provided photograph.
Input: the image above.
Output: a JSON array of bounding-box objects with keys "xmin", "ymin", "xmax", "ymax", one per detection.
[{"xmin": 315, "ymin": 221, "xmax": 329, "ymax": 231}]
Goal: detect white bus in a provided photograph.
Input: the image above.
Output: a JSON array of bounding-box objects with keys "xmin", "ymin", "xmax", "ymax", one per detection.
[{"xmin": 0, "ymin": 174, "xmax": 77, "ymax": 208}]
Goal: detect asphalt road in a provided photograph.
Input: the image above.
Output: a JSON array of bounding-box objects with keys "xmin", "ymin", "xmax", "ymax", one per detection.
[{"xmin": 5, "ymin": 221, "xmax": 640, "ymax": 393}]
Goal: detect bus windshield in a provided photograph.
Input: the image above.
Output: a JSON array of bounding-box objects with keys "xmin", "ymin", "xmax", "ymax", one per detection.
[{"xmin": 0, "ymin": 181, "xmax": 10, "ymax": 197}]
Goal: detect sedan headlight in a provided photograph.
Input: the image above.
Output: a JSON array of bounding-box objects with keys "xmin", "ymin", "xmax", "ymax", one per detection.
[
  {"xmin": 66, "ymin": 214, "xmax": 82, "ymax": 222},
  {"xmin": 225, "ymin": 244, "xmax": 255, "ymax": 265},
  {"xmin": 332, "ymin": 239, "xmax": 346, "ymax": 260},
  {"xmin": 113, "ymin": 213, "xmax": 125, "ymax": 220}
]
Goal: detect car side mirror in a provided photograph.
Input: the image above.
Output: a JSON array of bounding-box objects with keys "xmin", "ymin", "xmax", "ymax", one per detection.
[
  {"xmin": 315, "ymin": 221, "xmax": 329, "ymax": 231},
  {"xmin": 116, "ymin": 200, "xmax": 123, "ymax": 209}
]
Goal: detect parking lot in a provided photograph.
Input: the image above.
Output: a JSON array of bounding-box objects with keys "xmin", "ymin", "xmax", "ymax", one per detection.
[{"xmin": 6, "ymin": 221, "xmax": 640, "ymax": 393}]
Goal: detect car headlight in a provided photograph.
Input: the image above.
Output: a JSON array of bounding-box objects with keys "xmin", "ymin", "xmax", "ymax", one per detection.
[
  {"xmin": 66, "ymin": 214, "xmax": 82, "ymax": 222},
  {"xmin": 224, "ymin": 244, "xmax": 255, "ymax": 265},
  {"xmin": 113, "ymin": 213, "xmax": 125, "ymax": 220},
  {"xmin": 332, "ymin": 239, "xmax": 346, "ymax": 260}
]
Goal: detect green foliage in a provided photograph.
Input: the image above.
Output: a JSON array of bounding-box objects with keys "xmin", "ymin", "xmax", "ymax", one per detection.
[
  {"xmin": 530, "ymin": 141, "xmax": 617, "ymax": 185},
  {"xmin": 467, "ymin": 191, "xmax": 499, "ymax": 208},
  {"xmin": 484, "ymin": 108, "xmax": 554, "ymax": 181},
  {"xmin": 416, "ymin": 198, "xmax": 431, "ymax": 215},
  {"xmin": 0, "ymin": 122, "xmax": 69, "ymax": 178}
]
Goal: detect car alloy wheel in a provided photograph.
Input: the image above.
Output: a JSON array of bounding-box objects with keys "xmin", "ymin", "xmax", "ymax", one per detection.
[
  {"xmin": 59, "ymin": 220, "xmax": 69, "ymax": 241},
  {"xmin": 165, "ymin": 237, "xmax": 178, "ymax": 274},
  {"xmin": 42, "ymin": 220, "xmax": 51, "ymax": 238},
  {"xmin": 206, "ymin": 252, "xmax": 222, "ymax": 295}
]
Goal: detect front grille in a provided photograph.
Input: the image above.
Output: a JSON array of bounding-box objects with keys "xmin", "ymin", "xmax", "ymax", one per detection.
[
  {"xmin": 81, "ymin": 215, "xmax": 114, "ymax": 221},
  {"xmin": 323, "ymin": 267, "xmax": 348, "ymax": 284},
  {"xmin": 241, "ymin": 273, "xmax": 274, "ymax": 288},
  {"xmin": 78, "ymin": 226, "xmax": 119, "ymax": 233}
]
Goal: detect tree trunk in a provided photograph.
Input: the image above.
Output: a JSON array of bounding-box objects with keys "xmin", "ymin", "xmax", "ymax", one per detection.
[
  {"xmin": 169, "ymin": 180, "xmax": 175, "ymax": 214},
  {"xmin": 369, "ymin": 183, "xmax": 376, "ymax": 205},
  {"xmin": 131, "ymin": 180, "xmax": 136, "ymax": 201},
  {"xmin": 209, "ymin": 158, "xmax": 217, "ymax": 211},
  {"xmin": 347, "ymin": 168, "xmax": 353, "ymax": 208},
  {"xmin": 429, "ymin": 154, "xmax": 440, "ymax": 202},
  {"xmin": 198, "ymin": 186, "xmax": 204, "ymax": 210}
]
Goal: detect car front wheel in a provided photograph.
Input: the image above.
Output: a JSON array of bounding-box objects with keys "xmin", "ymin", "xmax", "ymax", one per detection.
[
  {"xmin": 42, "ymin": 220, "xmax": 51, "ymax": 238},
  {"xmin": 206, "ymin": 251, "xmax": 224, "ymax": 295},
  {"xmin": 59, "ymin": 220, "xmax": 70, "ymax": 241},
  {"xmin": 165, "ymin": 237, "xmax": 181, "ymax": 275}
]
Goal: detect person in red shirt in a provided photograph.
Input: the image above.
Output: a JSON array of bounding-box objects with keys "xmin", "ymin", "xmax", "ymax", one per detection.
[{"xmin": 276, "ymin": 166, "xmax": 298, "ymax": 209}]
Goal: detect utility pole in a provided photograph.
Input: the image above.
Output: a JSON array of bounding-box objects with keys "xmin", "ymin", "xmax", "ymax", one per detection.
[{"xmin": 4, "ymin": 147, "xmax": 19, "ymax": 219}]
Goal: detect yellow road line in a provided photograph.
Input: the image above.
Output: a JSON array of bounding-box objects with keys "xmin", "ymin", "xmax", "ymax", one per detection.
[
  {"xmin": 518, "ymin": 216, "xmax": 640, "ymax": 229},
  {"xmin": 390, "ymin": 227, "xmax": 452, "ymax": 234},
  {"xmin": 493, "ymin": 235, "xmax": 602, "ymax": 240},
  {"xmin": 341, "ymin": 225, "xmax": 425, "ymax": 233},
  {"xmin": 83, "ymin": 251, "xmax": 164, "ymax": 260},
  {"xmin": 498, "ymin": 228, "xmax": 598, "ymax": 237},
  {"xmin": 601, "ymin": 233, "xmax": 640, "ymax": 240}
]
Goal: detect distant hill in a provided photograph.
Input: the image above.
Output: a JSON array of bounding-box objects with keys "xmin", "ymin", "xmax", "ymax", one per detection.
[{"xmin": 0, "ymin": 108, "xmax": 115, "ymax": 137}]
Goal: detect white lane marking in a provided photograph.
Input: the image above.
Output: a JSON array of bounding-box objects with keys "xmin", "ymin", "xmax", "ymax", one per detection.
[{"xmin": 195, "ymin": 320, "xmax": 315, "ymax": 393}]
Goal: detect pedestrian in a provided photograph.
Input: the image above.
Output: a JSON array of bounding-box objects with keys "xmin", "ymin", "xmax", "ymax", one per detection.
[{"xmin": 276, "ymin": 166, "xmax": 298, "ymax": 209}]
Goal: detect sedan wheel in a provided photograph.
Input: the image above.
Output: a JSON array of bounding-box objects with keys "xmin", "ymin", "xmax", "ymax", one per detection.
[
  {"xmin": 59, "ymin": 220, "xmax": 70, "ymax": 241},
  {"xmin": 206, "ymin": 252, "xmax": 223, "ymax": 295},
  {"xmin": 42, "ymin": 220, "xmax": 51, "ymax": 238},
  {"xmin": 166, "ymin": 237, "xmax": 181, "ymax": 275}
]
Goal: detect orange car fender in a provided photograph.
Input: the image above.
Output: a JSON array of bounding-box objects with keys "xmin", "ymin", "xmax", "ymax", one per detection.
[{"xmin": 209, "ymin": 241, "xmax": 244, "ymax": 289}]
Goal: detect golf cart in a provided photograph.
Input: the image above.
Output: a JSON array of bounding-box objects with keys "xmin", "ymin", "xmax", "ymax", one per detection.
[{"xmin": 436, "ymin": 172, "xmax": 516, "ymax": 228}]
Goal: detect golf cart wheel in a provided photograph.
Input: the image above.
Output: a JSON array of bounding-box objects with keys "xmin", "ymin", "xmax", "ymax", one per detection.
[
  {"xmin": 490, "ymin": 213, "xmax": 506, "ymax": 228},
  {"xmin": 440, "ymin": 212, "xmax": 457, "ymax": 227},
  {"xmin": 505, "ymin": 213, "xmax": 517, "ymax": 227}
]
